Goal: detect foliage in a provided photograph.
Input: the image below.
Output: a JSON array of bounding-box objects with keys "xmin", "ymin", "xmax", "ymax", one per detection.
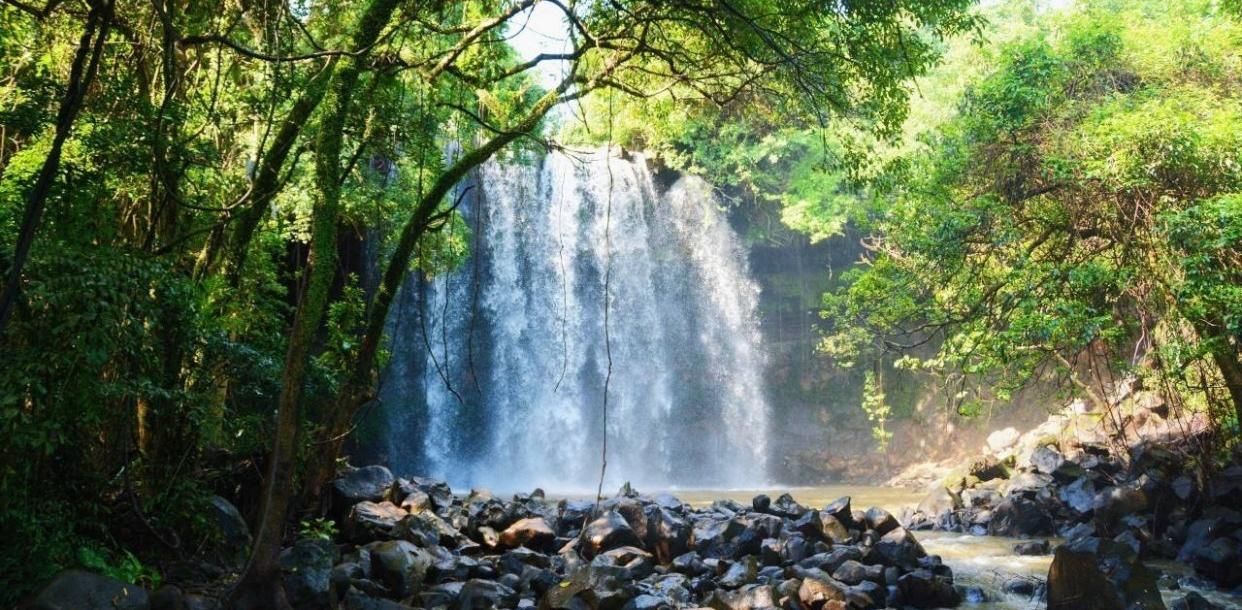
[
  {"xmin": 861, "ymin": 371, "xmax": 893, "ymax": 451},
  {"xmin": 297, "ymin": 518, "xmax": 338, "ymax": 542}
]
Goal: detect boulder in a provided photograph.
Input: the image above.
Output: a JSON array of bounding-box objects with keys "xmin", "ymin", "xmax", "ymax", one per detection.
[
  {"xmin": 873, "ymin": 527, "xmax": 926, "ymax": 569},
  {"xmin": 583, "ymin": 512, "xmax": 643, "ymax": 559},
  {"xmin": 987, "ymin": 427, "xmax": 1021, "ymax": 455},
  {"xmin": 500, "ymin": 518, "xmax": 556, "ymax": 552},
  {"xmin": 916, "ymin": 486, "xmax": 960, "ymax": 516},
  {"xmin": 334, "ymin": 465, "xmax": 396, "ymax": 508},
  {"xmin": 280, "ymin": 538, "xmax": 337, "ymax": 610},
  {"xmin": 830, "ymin": 560, "xmax": 882, "ymax": 586},
  {"xmin": 1030, "ymin": 445, "xmax": 1067, "ymax": 475},
  {"xmin": 1059, "ymin": 477, "xmax": 1097, "ymax": 514},
  {"xmin": 770, "ymin": 494, "xmax": 807, "ymax": 519},
  {"xmin": 1046, "ymin": 537, "xmax": 1165, "ymax": 610},
  {"xmin": 26, "ymin": 570, "xmax": 150, "ymax": 610},
  {"xmin": 1169, "ymin": 592, "xmax": 1223, "ymax": 610},
  {"xmin": 646, "ymin": 508, "xmax": 690, "ymax": 563},
  {"xmin": 708, "ymin": 584, "xmax": 778, "ymax": 610},
  {"xmin": 821, "ymin": 497, "xmax": 854, "ymax": 530},
  {"xmin": 862, "ymin": 507, "xmax": 899, "ymax": 537},
  {"xmin": 343, "ymin": 587, "xmax": 418, "ymax": 610},
  {"xmin": 367, "ymin": 540, "xmax": 433, "ymax": 599},
  {"xmin": 538, "ymin": 566, "xmax": 634, "ymax": 610},
  {"xmin": 988, "ymin": 496, "xmax": 1052, "ymax": 537},
  {"xmin": 207, "ymin": 495, "xmax": 251, "ymax": 564},
  {"xmin": 1013, "ymin": 540, "xmax": 1051, "ymax": 556},
  {"xmin": 395, "ymin": 476, "xmax": 454, "ymax": 511},
  {"xmin": 1093, "ymin": 485, "xmax": 1149, "ymax": 534},
  {"xmin": 348, "ymin": 501, "xmax": 409, "ymax": 541},
  {"xmin": 1190, "ymin": 537, "xmax": 1242, "ymax": 588},
  {"xmin": 796, "ymin": 577, "xmax": 846, "ymax": 610},
  {"xmin": 895, "ymin": 569, "xmax": 959, "ymax": 609},
  {"xmin": 458, "ymin": 579, "xmax": 519, "ymax": 610},
  {"xmin": 751, "ymin": 495, "xmax": 771, "ymax": 514},
  {"xmin": 967, "ymin": 455, "xmax": 1008, "ymax": 481}
]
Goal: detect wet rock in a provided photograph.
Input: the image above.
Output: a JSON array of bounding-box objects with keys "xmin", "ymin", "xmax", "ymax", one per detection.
[
  {"xmin": 717, "ymin": 557, "xmax": 757, "ymax": 589},
  {"xmin": 1030, "ymin": 445, "xmax": 1067, "ymax": 475},
  {"xmin": 595, "ymin": 546, "xmax": 656, "ymax": 580},
  {"xmin": 647, "ymin": 508, "xmax": 690, "ymax": 562},
  {"xmin": 397, "ymin": 509, "xmax": 464, "ymax": 549},
  {"xmin": 671, "ymin": 551, "xmax": 707, "ymax": 576},
  {"xmin": 1190, "ymin": 537, "xmax": 1242, "ymax": 588},
  {"xmin": 583, "ymin": 512, "xmax": 644, "ymax": 559},
  {"xmin": 771, "ymin": 494, "xmax": 807, "ymax": 519},
  {"xmin": 399, "ymin": 489, "xmax": 433, "ymax": 513},
  {"xmin": 968, "ymin": 455, "xmax": 1008, "ymax": 481},
  {"xmin": 1059, "ymin": 477, "xmax": 1097, "ymax": 514},
  {"xmin": 988, "ymin": 496, "xmax": 1052, "ymax": 537},
  {"xmin": 27, "ymin": 570, "xmax": 150, "ymax": 610},
  {"xmin": 349, "ymin": 501, "xmax": 409, "ymax": 541},
  {"xmin": 343, "ymin": 587, "xmax": 419, "ymax": 610},
  {"xmin": 822, "ymin": 497, "xmax": 854, "ymax": 529},
  {"xmin": 458, "ymin": 579, "xmax": 519, "ymax": 609},
  {"xmin": 896, "ymin": 568, "xmax": 960, "ymax": 608},
  {"xmin": 367, "ymin": 540, "xmax": 433, "ymax": 599},
  {"xmin": 796, "ymin": 578, "xmax": 846, "ymax": 610},
  {"xmin": 335, "ymin": 465, "xmax": 396, "ymax": 507},
  {"xmin": 1169, "ymin": 591, "xmax": 1222, "ymax": 610},
  {"xmin": 280, "ymin": 538, "xmax": 337, "ymax": 610},
  {"xmin": 863, "ymin": 507, "xmax": 899, "ymax": 536},
  {"xmin": 396, "ymin": 476, "xmax": 454, "ymax": 511},
  {"xmin": 500, "ymin": 518, "xmax": 557, "ymax": 552},
  {"xmin": 830, "ymin": 560, "xmax": 882, "ymax": 586},
  {"xmin": 1093, "ymin": 485, "xmax": 1149, "ymax": 534},
  {"xmin": 1005, "ymin": 472, "xmax": 1054, "ymax": 496},
  {"xmin": 538, "ymin": 566, "xmax": 635, "ymax": 610},
  {"xmin": 1001, "ymin": 576, "xmax": 1039, "ymax": 597},
  {"xmin": 1047, "ymin": 537, "xmax": 1164, "ymax": 610},
  {"xmin": 873, "ymin": 527, "xmax": 926, "ymax": 569},
  {"xmin": 751, "ymin": 495, "xmax": 770, "ymax": 514},
  {"xmin": 691, "ymin": 517, "xmax": 743, "ymax": 558},
  {"xmin": 1014, "ymin": 540, "xmax": 1051, "ymax": 555}
]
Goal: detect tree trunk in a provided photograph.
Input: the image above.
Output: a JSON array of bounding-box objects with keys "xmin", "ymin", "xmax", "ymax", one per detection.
[
  {"xmin": 0, "ymin": 0, "xmax": 113, "ymax": 335},
  {"xmin": 226, "ymin": 1, "xmax": 400, "ymax": 607},
  {"xmin": 1211, "ymin": 348, "xmax": 1242, "ymax": 428}
]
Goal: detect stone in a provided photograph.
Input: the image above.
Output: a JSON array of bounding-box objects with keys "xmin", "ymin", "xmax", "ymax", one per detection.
[
  {"xmin": 500, "ymin": 517, "xmax": 557, "ymax": 552},
  {"xmin": 647, "ymin": 508, "xmax": 690, "ymax": 563},
  {"xmin": 987, "ymin": 427, "xmax": 1021, "ymax": 454},
  {"xmin": 862, "ymin": 507, "xmax": 899, "ymax": 536},
  {"xmin": 988, "ymin": 496, "xmax": 1052, "ymax": 537},
  {"xmin": 822, "ymin": 497, "xmax": 854, "ymax": 529},
  {"xmin": 796, "ymin": 578, "xmax": 846, "ymax": 610},
  {"xmin": 671, "ymin": 551, "xmax": 706, "ymax": 576},
  {"xmin": 895, "ymin": 569, "xmax": 959, "ymax": 609},
  {"xmin": 538, "ymin": 566, "xmax": 635, "ymax": 610},
  {"xmin": 458, "ymin": 579, "xmax": 519, "ymax": 609},
  {"xmin": 396, "ymin": 476, "xmax": 454, "ymax": 510},
  {"xmin": 1005, "ymin": 472, "xmax": 1054, "ymax": 496},
  {"xmin": 334, "ymin": 465, "xmax": 396, "ymax": 507},
  {"xmin": 1013, "ymin": 540, "xmax": 1051, "ymax": 555},
  {"xmin": 397, "ymin": 510, "xmax": 464, "ymax": 549},
  {"xmin": 967, "ymin": 455, "xmax": 1008, "ymax": 481},
  {"xmin": 280, "ymin": 538, "xmax": 337, "ymax": 610},
  {"xmin": 1191, "ymin": 537, "xmax": 1242, "ymax": 588},
  {"xmin": 1059, "ymin": 476, "xmax": 1097, "ymax": 514},
  {"xmin": 27, "ymin": 570, "xmax": 150, "ymax": 610},
  {"xmin": 399, "ymin": 489, "xmax": 433, "ymax": 513},
  {"xmin": 1030, "ymin": 445, "xmax": 1067, "ymax": 475},
  {"xmin": 916, "ymin": 486, "xmax": 960, "ymax": 516},
  {"xmin": 1093, "ymin": 485, "xmax": 1149, "ymax": 534},
  {"xmin": 1169, "ymin": 591, "xmax": 1222, "ymax": 610},
  {"xmin": 348, "ymin": 501, "xmax": 409, "ymax": 541},
  {"xmin": 751, "ymin": 495, "xmax": 770, "ymax": 514},
  {"xmin": 830, "ymin": 560, "xmax": 882, "ymax": 586},
  {"xmin": 873, "ymin": 527, "xmax": 926, "ymax": 569},
  {"xmin": 770, "ymin": 494, "xmax": 807, "ymax": 519},
  {"xmin": 207, "ymin": 495, "xmax": 251, "ymax": 564},
  {"xmin": 691, "ymin": 518, "xmax": 743, "ymax": 558},
  {"xmin": 1047, "ymin": 537, "xmax": 1165, "ymax": 610},
  {"xmin": 343, "ymin": 587, "xmax": 418, "ymax": 610},
  {"xmin": 583, "ymin": 512, "xmax": 643, "ymax": 559},
  {"xmin": 706, "ymin": 584, "xmax": 777, "ymax": 610},
  {"xmin": 367, "ymin": 540, "xmax": 433, "ymax": 599}
]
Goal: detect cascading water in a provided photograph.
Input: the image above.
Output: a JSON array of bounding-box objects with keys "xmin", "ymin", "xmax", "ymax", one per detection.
[{"xmin": 376, "ymin": 149, "xmax": 769, "ymax": 491}]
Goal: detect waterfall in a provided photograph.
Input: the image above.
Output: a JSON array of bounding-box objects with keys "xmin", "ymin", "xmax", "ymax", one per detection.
[{"xmin": 377, "ymin": 150, "xmax": 769, "ymax": 490}]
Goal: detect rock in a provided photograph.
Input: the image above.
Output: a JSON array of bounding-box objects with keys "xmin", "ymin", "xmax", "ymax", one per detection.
[
  {"xmin": 967, "ymin": 455, "xmax": 1008, "ymax": 481},
  {"xmin": 988, "ymin": 496, "xmax": 1052, "ymax": 537},
  {"xmin": 27, "ymin": 570, "xmax": 150, "ymax": 610},
  {"xmin": 671, "ymin": 551, "xmax": 707, "ymax": 576},
  {"xmin": 751, "ymin": 495, "xmax": 770, "ymax": 514},
  {"xmin": 538, "ymin": 566, "xmax": 635, "ymax": 610},
  {"xmin": 1030, "ymin": 445, "xmax": 1067, "ymax": 475},
  {"xmin": 1093, "ymin": 485, "xmax": 1149, "ymax": 534},
  {"xmin": 1046, "ymin": 537, "xmax": 1165, "ymax": 610},
  {"xmin": 207, "ymin": 495, "xmax": 251, "ymax": 564},
  {"xmin": 583, "ymin": 512, "xmax": 643, "ymax": 559},
  {"xmin": 348, "ymin": 501, "xmax": 409, "ymax": 541},
  {"xmin": 1169, "ymin": 591, "xmax": 1222, "ymax": 610},
  {"xmin": 397, "ymin": 510, "xmax": 464, "ymax": 548},
  {"xmin": 458, "ymin": 579, "xmax": 519, "ymax": 609},
  {"xmin": 1191, "ymin": 536, "xmax": 1242, "ymax": 588},
  {"xmin": 709, "ymin": 584, "xmax": 778, "ymax": 610},
  {"xmin": 1005, "ymin": 472, "xmax": 1054, "ymax": 496},
  {"xmin": 862, "ymin": 507, "xmax": 899, "ymax": 536},
  {"xmin": 822, "ymin": 497, "xmax": 854, "ymax": 529},
  {"xmin": 830, "ymin": 560, "xmax": 882, "ymax": 586},
  {"xmin": 367, "ymin": 540, "xmax": 433, "ymax": 599},
  {"xmin": 987, "ymin": 427, "xmax": 1021, "ymax": 455},
  {"xmin": 149, "ymin": 586, "xmax": 186, "ymax": 610},
  {"xmin": 596, "ymin": 546, "xmax": 655, "ymax": 580},
  {"xmin": 691, "ymin": 518, "xmax": 742, "ymax": 558},
  {"xmin": 334, "ymin": 465, "xmax": 396, "ymax": 508},
  {"xmin": 280, "ymin": 538, "xmax": 337, "ymax": 610},
  {"xmin": 895, "ymin": 569, "xmax": 959, "ymax": 608},
  {"xmin": 500, "ymin": 518, "xmax": 557, "ymax": 552},
  {"xmin": 796, "ymin": 578, "xmax": 846, "ymax": 610},
  {"xmin": 396, "ymin": 476, "xmax": 454, "ymax": 511},
  {"xmin": 1002, "ymin": 577, "xmax": 1038, "ymax": 597},
  {"xmin": 399, "ymin": 490, "xmax": 433, "ymax": 513},
  {"xmin": 770, "ymin": 494, "xmax": 807, "ymax": 519},
  {"xmin": 1013, "ymin": 540, "xmax": 1051, "ymax": 555},
  {"xmin": 343, "ymin": 587, "xmax": 418, "ymax": 610},
  {"xmin": 916, "ymin": 486, "xmax": 960, "ymax": 516},
  {"xmin": 647, "ymin": 508, "xmax": 690, "ymax": 562},
  {"xmin": 873, "ymin": 527, "xmax": 926, "ymax": 569},
  {"xmin": 717, "ymin": 558, "xmax": 757, "ymax": 589},
  {"xmin": 1059, "ymin": 477, "xmax": 1097, "ymax": 514}
]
